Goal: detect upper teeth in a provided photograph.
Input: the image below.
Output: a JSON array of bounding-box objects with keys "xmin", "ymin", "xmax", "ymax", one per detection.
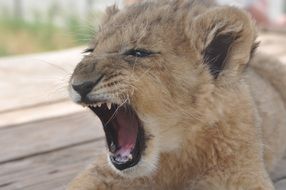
[
  {"xmin": 107, "ymin": 102, "xmax": 111, "ymax": 110},
  {"xmin": 86, "ymin": 102, "xmax": 112, "ymax": 110}
]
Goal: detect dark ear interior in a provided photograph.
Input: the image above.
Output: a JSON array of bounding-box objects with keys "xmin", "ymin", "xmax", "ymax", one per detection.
[
  {"xmin": 189, "ymin": 6, "xmax": 257, "ymax": 79},
  {"xmin": 203, "ymin": 33, "xmax": 236, "ymax": 79}
]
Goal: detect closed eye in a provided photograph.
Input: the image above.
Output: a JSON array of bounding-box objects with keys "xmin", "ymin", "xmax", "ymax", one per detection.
[{"xmin": 124, "ymin": 49, "xmax": 154, "ymax": 58}]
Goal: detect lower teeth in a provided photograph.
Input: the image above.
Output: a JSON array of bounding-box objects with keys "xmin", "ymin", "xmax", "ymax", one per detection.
[
  {"xmin": 110, "ymin": 142, "xmax": 116, "ymax": 153},
  {"xmin": 114, "ymin": 154, "xmax": 133, "ymax": 163}
]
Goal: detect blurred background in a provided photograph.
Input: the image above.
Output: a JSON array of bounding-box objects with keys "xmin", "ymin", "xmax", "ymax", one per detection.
[
  {"xmin": 0, "ymin": 0, "xmax": 124, "ymax": 56},
  {"xmin": 0, "ymin": 0, "xmax": 285, "ymax": 57},
  {"xmin": 0, "ymin": 1, "xmax": 285, "ymax": 190}
]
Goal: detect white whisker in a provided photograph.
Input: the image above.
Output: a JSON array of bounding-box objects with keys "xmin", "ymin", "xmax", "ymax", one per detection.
[{"xmin": 105, "ymin": 98, "xmax": 129, "ymax": 126}]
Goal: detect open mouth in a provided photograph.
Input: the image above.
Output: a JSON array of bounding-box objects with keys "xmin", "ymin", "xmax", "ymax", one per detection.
[{"xmin": 89, "ymin": 102, "xmax": 145, "ymax": 171}]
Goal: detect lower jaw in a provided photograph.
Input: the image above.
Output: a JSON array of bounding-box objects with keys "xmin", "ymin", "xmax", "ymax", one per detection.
[
  {"xmin": 108, "ymin": 126, "xmax": 145, "ymax": 171},
  {"xmin": 107, "ymin": 150, "xmax": 159, "ymax": 179},
  {"xmin": 109, "ymin": 155, "xmax": 138, "ymax": 171}
]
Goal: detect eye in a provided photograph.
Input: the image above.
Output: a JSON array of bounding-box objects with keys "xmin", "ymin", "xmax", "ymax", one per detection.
[
  {"xmin": 124, "ymin": 49, "xmax": 153, "ymax": 58},
  {"xmin": 82, "ymin": 48, "xmax": 94, "ymax": 55}
]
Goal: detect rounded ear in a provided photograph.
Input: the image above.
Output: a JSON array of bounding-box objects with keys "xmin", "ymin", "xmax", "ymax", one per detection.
[
  {"xmin": 189, "ymin": 6, "xmax": 258, "ymax": 79},
  {"xmin": 102, "ymin": 4, "xmax": 119, "ymax": 23}
]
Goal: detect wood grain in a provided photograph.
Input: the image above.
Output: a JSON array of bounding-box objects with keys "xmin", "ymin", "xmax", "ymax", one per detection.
[
  {"xmin": 0, "ymin": 111, "xmax": 285, "ymax": 190},
  {"xmin": 0, "ymin": 140, "xmax": 105, "ymax": 190},
  {"xmin": 0, "ymin": 110, "xmax": 104, "ymax": 164}
]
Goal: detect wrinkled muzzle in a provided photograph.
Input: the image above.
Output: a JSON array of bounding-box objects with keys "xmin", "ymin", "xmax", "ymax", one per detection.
[{"xmin": 69, "ymin": 58, "xmax": 147, "ymax": 172}]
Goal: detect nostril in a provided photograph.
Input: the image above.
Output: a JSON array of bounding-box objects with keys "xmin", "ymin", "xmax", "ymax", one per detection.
[{"xmin": 72, "ymin": 81, "xmax": 95, "ymax": 97}]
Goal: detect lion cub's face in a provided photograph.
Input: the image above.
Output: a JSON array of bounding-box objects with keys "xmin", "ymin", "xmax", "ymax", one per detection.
[{"xmin": 69, "ymin": 0, "xmax": 256, "ymax": 177}]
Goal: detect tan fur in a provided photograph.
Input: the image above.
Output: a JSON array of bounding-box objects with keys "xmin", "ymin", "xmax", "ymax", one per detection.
[{"xmin": 67, "ymin": 0, "xmax": 286, "ymax": 189}]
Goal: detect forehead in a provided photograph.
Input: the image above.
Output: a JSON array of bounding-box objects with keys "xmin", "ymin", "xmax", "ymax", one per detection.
[{"xmin": 93, "ymin": 2, "xmax": 186, "ymax": 51}]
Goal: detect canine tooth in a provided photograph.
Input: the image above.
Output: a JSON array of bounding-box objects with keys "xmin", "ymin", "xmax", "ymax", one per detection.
[
  {"xmin": 98, "ymin": 103, "xmax": 102, "ymax": 107},
  {"xmin": 128, "ymin": 154, "xmax": 133, "ymax": 160},
  {"xmin": 110, "ymin": 142, "xmax": 116, "ymax": 153},
  {"xmin": 107, "ymin": 102, "xmax": 112, "ymax": 110}
]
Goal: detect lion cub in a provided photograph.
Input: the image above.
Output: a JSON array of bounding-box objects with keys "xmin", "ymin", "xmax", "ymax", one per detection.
[{"xmin": 68, "ymin": 0, "xmax": 286, "ymax": 189}]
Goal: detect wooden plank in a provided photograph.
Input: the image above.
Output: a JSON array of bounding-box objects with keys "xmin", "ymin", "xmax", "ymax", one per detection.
[
  {"xmin": 0, "ymin": 111, "xmax": 285, "ymax": 189},
  {"xmin": 0, "ymin": 101, "xmax": 83, "ymax": 128},
  {"xmin": 0, "ymin": 140, "xmax": 105, "ymax": 190},
  {"xmin": 0, "ymin": 47, "xmax": 82, "ymax": 112},
  {"xmin": 0, "ymin": 139, "xmax": 284, "ymax": 190},
  {"xmin": 258, "ymin": 33, "xmax": 286, "ymax": 65},
  {"xmin": 0, "ymin": 110, "xmax": 104, "ymax": 164}
]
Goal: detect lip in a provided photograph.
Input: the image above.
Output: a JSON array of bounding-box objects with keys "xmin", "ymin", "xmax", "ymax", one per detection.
[{"xmin": 88, "ymin": 102, "xmax": 145, "ymax": 170}]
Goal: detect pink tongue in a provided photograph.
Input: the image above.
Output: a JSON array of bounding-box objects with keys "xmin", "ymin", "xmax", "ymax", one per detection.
[{"xmin": 114, "ymin": 110, "xmax": 138, "ymax": 157}]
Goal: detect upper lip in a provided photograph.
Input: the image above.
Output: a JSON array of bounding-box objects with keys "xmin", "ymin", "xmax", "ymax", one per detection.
[{"xmin": 83, "ymin": 101, "xmax": 113, "ymax": 110}]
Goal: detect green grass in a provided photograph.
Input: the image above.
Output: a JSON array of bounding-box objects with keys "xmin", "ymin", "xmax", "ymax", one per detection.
[
  {"xmin": 0, "ymin": 46, "xmax": 9, "ymax": 57},
  {"xmin": 0, "ymin": 15, "xmax": 98, "ymax": 57}
]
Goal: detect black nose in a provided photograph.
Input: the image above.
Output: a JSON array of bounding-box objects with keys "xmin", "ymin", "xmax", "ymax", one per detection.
[{"xmin": 72, "ymin": 81, "xmax": 95, "ymax": 98}]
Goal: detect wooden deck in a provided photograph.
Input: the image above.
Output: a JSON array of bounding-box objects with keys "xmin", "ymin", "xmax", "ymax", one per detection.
[
  {"xmin": 1, "ymin": 32, "xmax": 286, "ymax": 190},
  {"xmin": 1, "ymin": 111, "xmax": 286, "ymax": 190},
  {"xmin": 0, "ymin": 111, "xmax": 105, "ymax": 190}
]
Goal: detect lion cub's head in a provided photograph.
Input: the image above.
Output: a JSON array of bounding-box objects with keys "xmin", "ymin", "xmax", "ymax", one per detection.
[{"xmin": 69, "ymin": 0, "xmax": 256, "ymax": 177}]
